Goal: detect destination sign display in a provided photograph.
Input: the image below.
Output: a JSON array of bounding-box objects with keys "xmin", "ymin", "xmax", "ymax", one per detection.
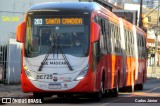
[{"xmin": 33, "ymin": 18, "xmax": 83, "ymax": 25}]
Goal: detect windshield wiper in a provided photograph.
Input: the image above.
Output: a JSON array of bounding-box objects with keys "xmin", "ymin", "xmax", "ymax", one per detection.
[
  {"xmin": 57, "ymin": 35, "xmax": 73, "ymax": 71},
  {"xmin": 57, "ymin": 46, "xmax": 73, "ymax": 71},
  {"xmin": 38, "ymin": 45, "xmax": 55, "ymax": 71},
  {"xmin": 38, "ymin": 45, "xmax": 73, "ymax": 71},
  {"xmin": 38, "ymin": 34, "xmax": 73, "ymax": 71}
]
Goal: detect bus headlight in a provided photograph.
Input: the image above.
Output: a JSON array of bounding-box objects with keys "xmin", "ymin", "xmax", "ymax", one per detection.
[
  {"xmin": 74, "ymin": 65, "xmax": 89, "ymax": 81},
  {"xmin": 24, "ymin": 66, "xmax": 35, "ymax": 80}
]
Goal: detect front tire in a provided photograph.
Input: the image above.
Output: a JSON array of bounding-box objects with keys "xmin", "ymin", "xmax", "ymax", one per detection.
[
  {"xmin": 91, "ymin": 81, "xmax": 104, "ymax": 101},
  {"xmin": 33, "ymin": 92, "xmax": 44, "ymax": 102}
]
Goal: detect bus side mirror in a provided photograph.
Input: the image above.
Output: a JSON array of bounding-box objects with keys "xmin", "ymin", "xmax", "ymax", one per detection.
[
  {"xmin": 91, "ymin": 22, "xmax": 100, "ymax": 42},
  {"xmin": 16, "ymin": 22, "xmax": 26, "ymax": 43}
]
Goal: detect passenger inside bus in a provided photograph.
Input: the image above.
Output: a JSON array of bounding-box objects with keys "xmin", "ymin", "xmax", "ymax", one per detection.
[
  {"xmin": 41, "ymin": 29, "xmax": 52, "ymax": 45},
  {"xmin": 72, "ymin": 33, "xmax": 81, "ymax": 47}
]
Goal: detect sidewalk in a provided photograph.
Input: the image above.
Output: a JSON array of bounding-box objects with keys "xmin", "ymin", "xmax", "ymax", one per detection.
[
  {"xmin": 147, "ymin": 66, "xmax": 160, "ymax": 79},
  {"xmin": 0, "ymin": 84, "xmax": 32, "ymax": 97}
]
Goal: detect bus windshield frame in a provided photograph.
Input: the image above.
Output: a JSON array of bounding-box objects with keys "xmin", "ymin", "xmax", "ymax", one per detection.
[{"xmin": 24, "ymin": 14, "xmax": 90, "ymax": 58}]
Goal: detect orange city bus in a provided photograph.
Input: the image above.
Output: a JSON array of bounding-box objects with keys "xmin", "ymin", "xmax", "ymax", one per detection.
[{"xmin": 16, "ymin": 2, "xmax": 147, "ymax": 101}]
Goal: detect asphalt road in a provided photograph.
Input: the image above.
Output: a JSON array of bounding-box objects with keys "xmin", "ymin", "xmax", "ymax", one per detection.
[
  {"xmin": 39, "ymin": 78, "xmax": 160, "ymax": 106},
  {"xmin": 1, "ymin": 78, "xmax": 160, "ymax": 106}
]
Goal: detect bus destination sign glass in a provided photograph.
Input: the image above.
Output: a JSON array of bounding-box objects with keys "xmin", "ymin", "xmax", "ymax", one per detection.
[{"xmin": 33, "ymin": 18, "xmax": 83, "ymax": 25}]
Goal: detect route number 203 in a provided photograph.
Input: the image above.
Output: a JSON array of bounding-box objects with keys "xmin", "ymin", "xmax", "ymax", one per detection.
[{"xmin": 34, "ymin": 19, "xmax": 43, "ymax": 25}]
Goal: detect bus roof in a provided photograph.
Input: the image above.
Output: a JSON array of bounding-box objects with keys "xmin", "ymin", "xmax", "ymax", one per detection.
[
  {"xmin": 29, "ymin": 2, "xmax": 101, "ymax": 13},
  {"xmin": 29, "ymin": 2, "xmax": 146, "ymax": 38}
]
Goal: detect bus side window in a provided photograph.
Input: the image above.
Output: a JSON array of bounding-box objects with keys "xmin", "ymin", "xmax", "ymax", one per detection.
[
  {"xmin": 97, "ymin": 17, "xmax": 105, "ymax": 52},
  {"xmin": 101, "ymin": 18, "xmax": 107, "ymax": 52},
  {"xmin": 124, "ymin": 29, "xmax": 128, "ymax": 55},
  {"xmin": 137, "ymin": 34, "xmax": 140, "ymax": 58},
  {"xmin": 105, "ymin": 20, "xmax": 111, "ymax": 53},
  {"xmin": 110, "ymin": 23, "xmax": 115, "ymax": 53},
  {"xmin": 94, "ymin": 15, "xmax": 99, "ymax": 23}
]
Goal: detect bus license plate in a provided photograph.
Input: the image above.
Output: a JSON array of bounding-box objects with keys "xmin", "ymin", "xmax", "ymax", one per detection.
[{"xmin": 48, "ymin": 83, "xmax": 62, "ymax": 89}]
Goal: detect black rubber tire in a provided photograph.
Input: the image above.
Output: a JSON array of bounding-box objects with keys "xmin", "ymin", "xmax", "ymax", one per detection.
[
  {"xmin": 91, "ymin": 91, "xmax": 102, "ymax": 102},
  {"xmin": 111, "ymin": 83, "xmax": 119, "ymax": 97},
  {"xmin": 91, "ymin": 81, "xmax": 104, "ymax": 102},
  {"xmin": 136, "ymin": 84, "xmax": 143, "ymax": 90},
  {"xmin": 33, "ymin": 92, "xmax": 44, "ymax": 102}
]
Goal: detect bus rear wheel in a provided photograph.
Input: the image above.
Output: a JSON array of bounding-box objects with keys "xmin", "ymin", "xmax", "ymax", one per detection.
[
  {"xmin": 127, "ymin": 81, "xmax": 135, "ymax": 92},
  {"xmin": 127, "ymin": 72, "xmax": 135, "ymax": 92},
  {"xmin": 135, "ymin": 84, "xmax": 143, "ymax": 90},
  {"xmin": 111, "ymin": 79, "xmax": 119, "ymax": 97},
  {"xmin": 111, "ymin": 85, "xmax": 119, "ymax": 97}
]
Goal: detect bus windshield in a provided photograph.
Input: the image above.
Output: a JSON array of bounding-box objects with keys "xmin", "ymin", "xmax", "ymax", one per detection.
[{"xmin": 25, "ymin": 16, "xmax": 89, "ymax": 58}]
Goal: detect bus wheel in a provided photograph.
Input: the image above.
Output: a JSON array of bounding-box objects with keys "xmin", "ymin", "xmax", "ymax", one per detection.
[
  {"xmin": 111, "ymin": 81, "xmax": 119, "ymax": 97},
  {"xmin": 111, "ymin": 73, "xmax": 120, "ymax": 97},
  {"xmin": 127, "ymin": 72, "xmax": 135, "ymax": 92},
  {"xmin": 33, "ymin": 92, "xmax": 44, "ymax": 102},
  {"xmin": 136, "ymin": 84, "xmax": 143, "ymax": 90},
  {"xmin": 91, "ymin": 81, "xmax": 104, "ymax": 101},
  {"xmin": 57, "ymin": 94, "xmax": 64, "ymax": 98},
  {"xmin": 113, "ymin": 85, "xmax": 119, "ymax": 97},
  {"xmin": 127, "ymin": 81, "xmax": 134, "ymax": 92},
  {"xmin": 139, "ymin": 84, "xmax": 143, "ymax": 90},
  {"xmin": 103, "ymin": 90, "xmax": 110, "ymax": 97}
]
